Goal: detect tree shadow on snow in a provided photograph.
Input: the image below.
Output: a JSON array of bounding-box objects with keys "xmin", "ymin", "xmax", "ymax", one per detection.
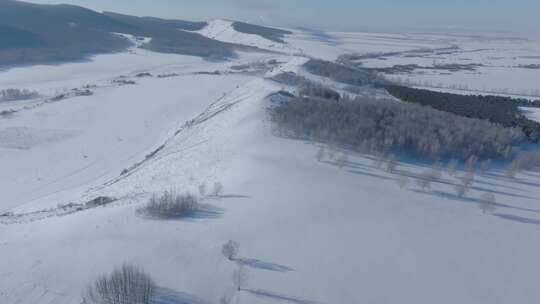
[
  {"xmin": 493, "ymin": 213, "xmax": 540, "ymax": 226},
  {"xmin": 153, "ymin": 288, "xmax": 210, "ymax": 304},
  {"xmin": 416, "ymin": 190, "xmax": 540, "ymax": 214},
  {"xmin": 235, "ymin": 258, "xmax": 294, "ymax": 272},
  {"xmin": 137, "ymin": 204, "xmax": 223, "ymax": 222},
  {"xmin": 181, "ymin": 204, "xmax": 224, "ymax": 221},
  {"xmin": 243, "ymin": 288, "xmax": 323, "ymax": 304}
]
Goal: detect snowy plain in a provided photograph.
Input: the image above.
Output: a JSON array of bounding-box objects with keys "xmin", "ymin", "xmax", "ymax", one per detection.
[{"xmin": 1, "ymin": 22, "xmax": 540, "ymax": 304}]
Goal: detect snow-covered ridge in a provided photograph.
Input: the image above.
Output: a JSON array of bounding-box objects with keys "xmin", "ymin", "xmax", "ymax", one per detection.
[{"xmin": 195, "ymin": 19, "xmax": 297, "ymax": 53}]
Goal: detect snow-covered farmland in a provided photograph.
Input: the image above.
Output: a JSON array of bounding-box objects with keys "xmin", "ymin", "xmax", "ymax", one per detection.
[{"xmin": 1, "ymin": 24, "xmax": 540, "ymax": 304}]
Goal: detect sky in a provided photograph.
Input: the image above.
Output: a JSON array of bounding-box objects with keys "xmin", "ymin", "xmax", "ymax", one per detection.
[{"xmin": 25, "ymin": 0, "xmax": 540, "ymax": 35}]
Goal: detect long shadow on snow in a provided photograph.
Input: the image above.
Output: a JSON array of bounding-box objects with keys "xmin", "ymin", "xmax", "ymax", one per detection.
[
  {"xmin": 493, "ymin": 213, "xmax": 540, "ymax": 226},
  {"xmin": 235, "ymin": 258, "xmax": 294, "ymax": 272},
  {"xmin": 138, "ymin": 204, "xmax": 223, "ymax": 222},
  {"xmin": 414, "ymin": 190, "xmax": 540, "ymax": 214},
  {"xmin": 243, "ymin": 288, "xmax": 323, "ymax": 304},
  {"xmin": 345, "ymin": 169, "xmax": 395, "ymax": 181},
  {"xmin": 153, "ymin": 288, "xmax": 210, "ymax": 304},
  {"xmin": 483, "ymin": 172, "xmax": 540, "ymax": 188}
]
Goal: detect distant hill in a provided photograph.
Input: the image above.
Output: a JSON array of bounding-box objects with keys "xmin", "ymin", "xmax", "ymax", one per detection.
[{"xmin": 0, "ymin": 0, "xmax": 271, "ymax": 67}]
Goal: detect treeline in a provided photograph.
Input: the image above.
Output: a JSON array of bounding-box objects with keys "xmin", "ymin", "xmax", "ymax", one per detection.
[
  {"xmin": 386, "ymin": 85, "xmax": 540, "ymax": 142},
  {"xmin": 303, "ymin": 59, "xmax": 388, "ymax": 87},
  {"xmin": 270, "ymin": 95, "xmax": 525, "ymax": 161},
  {"xmin": 271, "ymin": 72, "xmax": 341, "ymax": 101}
]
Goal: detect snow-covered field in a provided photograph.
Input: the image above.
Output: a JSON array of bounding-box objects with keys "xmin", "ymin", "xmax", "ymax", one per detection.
[
  {"xmin": 344, "ymin": 33, "xmax": 540, "ymax": 98},
  {"xmin": 2, "ymin": 24, "xmax": 540, "ymax": 304}
]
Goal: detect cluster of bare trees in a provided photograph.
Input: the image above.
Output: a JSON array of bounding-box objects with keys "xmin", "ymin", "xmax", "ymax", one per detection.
[
  {"xmin": 271, "ymin": 95, "xmax": 524, "ymax": 161},
  {"xmin": 137, "ymin": 191, "xmax": 199, "ymax": 219},
  {"xmin": 83, "ymin": 264, "xmax": 156, "ymax": 304},
  {"xmin": 0, "ymin": 88, "xmax": 39, "ymax": 102}
]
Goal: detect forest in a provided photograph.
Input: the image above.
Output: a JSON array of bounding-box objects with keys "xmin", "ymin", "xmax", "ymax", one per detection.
[
  {"xmin": 270, "ymin": 93, "xmax": 525, "ymax": 161},
  {"xmin": 386, "ymin": 85, "xmax": 540, "ymax": 142}
]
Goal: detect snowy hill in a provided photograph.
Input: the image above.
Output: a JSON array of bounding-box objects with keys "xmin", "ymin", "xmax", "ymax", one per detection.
[
  {"xmin": 2, "ymin": 10, "xmax": 540, "ymax": 304},
  {"xmin": 196, "ymin": 19, "xmax": 298, "ymax": 53}
]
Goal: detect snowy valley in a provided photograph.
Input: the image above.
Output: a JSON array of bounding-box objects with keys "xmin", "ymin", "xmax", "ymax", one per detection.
[{"xmin": 1, "ymin": 2, "xmax": 540, "ymax": 304}]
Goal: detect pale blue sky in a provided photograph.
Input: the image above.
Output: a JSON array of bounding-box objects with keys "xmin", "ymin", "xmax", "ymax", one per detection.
[{"xmin": 26, "ymin": 0, "xmax": 540, "ymax": 35}]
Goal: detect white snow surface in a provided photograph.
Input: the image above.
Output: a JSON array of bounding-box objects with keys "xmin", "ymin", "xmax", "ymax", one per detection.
[{"xmin": 1, "ymin": 25, "xmax": 540, "ymax": 304}]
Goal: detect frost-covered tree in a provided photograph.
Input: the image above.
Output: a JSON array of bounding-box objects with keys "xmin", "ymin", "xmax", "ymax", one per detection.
[
  {"xmin": 222, "ymin": 240, "xmax": 239, "ymax": 261},
  {"xmin": 447, "ymin": 159, "xmax": 458, "ymax": 176},
  {"xmin": 336, "ymin": 153, "xmax": 348, "ymax": 169},
  {"xmin": 316, "ymin": 146, "xmax": 326, "ymax": 162},
  {"xmin": 397, "ymin": 175, "xmax": 410, "ymax": 189},
  {"xmin": 198, "ymin": 183, "xmax": 207, "ymax": 197},
  {"xmin": 454, "ymin": 183, "xmax": 469, "ymax": 198},
  {"xmin": 505, "ymin": 160, "xmax": 519, "ymax": 178},
  {"xmin": 415, "ymin": 173, "xmax": 432, "ymax": 192},
  {"xmin": 431, "ymin": 162, "xmax": 443, "ymax": 181},
  {"xmin": 270, "ymin": 94, "xmax": 524, "ymax": 161},
  {"xmin": 386, "ymin": 155, "xmax": 398, "ymax": 173},
  {"xmin": 213, "ymin": 182, "xmax": 224, "ymax": 197},
  {"xmin": 479, "ymin": 193, "xmax": 496, "ymax": 214}
]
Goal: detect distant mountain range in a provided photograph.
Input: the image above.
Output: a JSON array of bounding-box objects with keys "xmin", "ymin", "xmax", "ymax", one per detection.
[{"xmin": 0, "ymin": 0, "xmax": 291, "ymax": 67}]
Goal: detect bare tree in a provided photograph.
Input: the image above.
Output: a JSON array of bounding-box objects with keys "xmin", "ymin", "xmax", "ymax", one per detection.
[
  {"xmin": 83, "ymin": 264, "xmax": 156, "ymax": 304},
  {"xmin": 479, "ymin": 193, "xmax": 496, "ymax": 214},
  {"xmin": 222, "ymin": 240, "xmax": 239, "ymax": 261}
]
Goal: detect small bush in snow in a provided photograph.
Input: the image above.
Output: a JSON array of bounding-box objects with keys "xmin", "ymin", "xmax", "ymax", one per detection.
[
  {"xmin": 83, "ymin": 263, "xmax": 156, "ymax": 304},
  {"xmin": 222, "ymin": 240, "xmax": 239, "ymax": 260},
  {"xmin": 138, "ymin": 191, "xmax": 199, "ymax": 218}
]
